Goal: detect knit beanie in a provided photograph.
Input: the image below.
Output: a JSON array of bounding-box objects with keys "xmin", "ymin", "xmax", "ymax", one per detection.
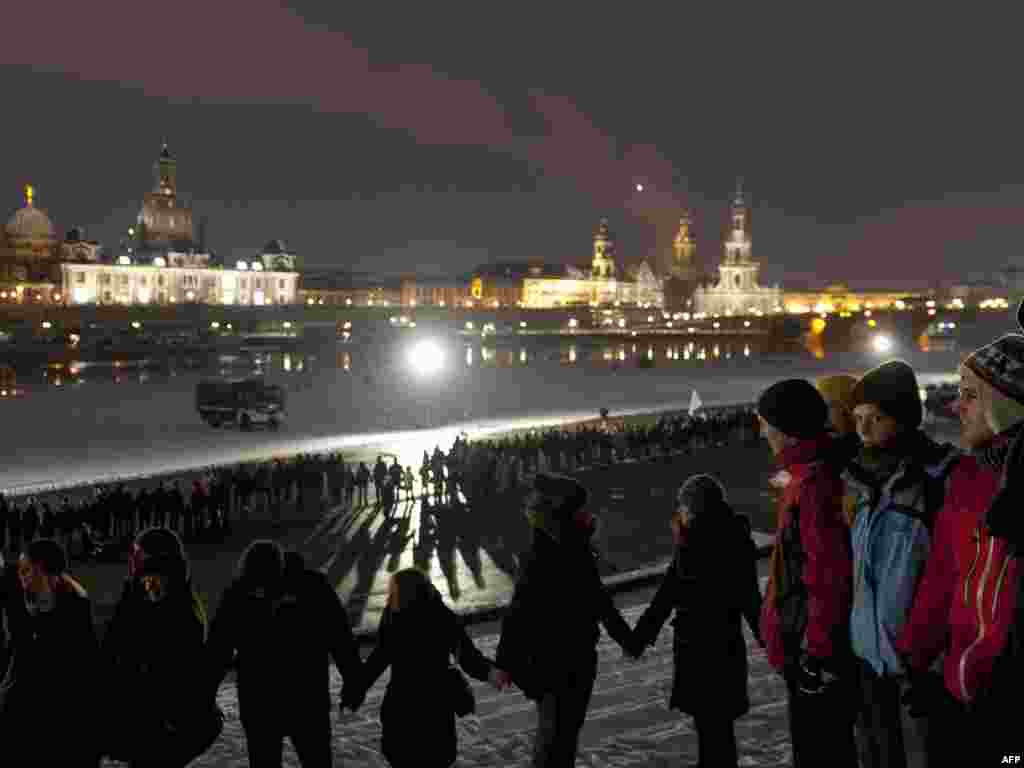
[
  {"xmin": 526, "ymin": 473, "xmax": 590, "ymax": 542},
  {"xmin": 677, "ymin": 474, "xmax": 727, "ymax": 523},
  {"xmin": 135, "ymin": 527, "xmax": 187, "ymax": 584},
  {"xmin": 964, "ymin": 335, "xmax": 1024, "ymax": 407},
  {"xmin": 850, "ymin": 360, "xmax": 922, "ymax": 430},
  {"xmin": 756, "ymin": 379, "xmax": 828, "ymax": 439},
  {"xmin": 815, "ymin": 375, "xmax": 858, "ymax": 410}
]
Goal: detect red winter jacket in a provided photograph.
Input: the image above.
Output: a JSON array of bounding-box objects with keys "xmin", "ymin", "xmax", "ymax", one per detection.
[
  {"xmin": 761, "ymin": 434, "xmax": 853, "ymax": 673},
  {"xmin": 896, "ymin": 455, "xmax": 1020, "ymax": 704}
]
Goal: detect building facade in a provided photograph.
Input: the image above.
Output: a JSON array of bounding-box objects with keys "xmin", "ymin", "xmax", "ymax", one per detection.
[
  {"xmin": 693, "ymin": 182, "xmax": 782, "ymax": 316},
  {"xmin": 516, "ymin": 218, "xmax": 664, "ymax": 308},
  {"xmin": 60, "ymin": 144, "xmax": 297, "ymax": 306},
  {"xmin": 1, "ymin": 185, "xmax": 59, "ymax": 286},
  {"xmin": 781, "ymin": 283, "xmax": 925, "ymax": 314}
]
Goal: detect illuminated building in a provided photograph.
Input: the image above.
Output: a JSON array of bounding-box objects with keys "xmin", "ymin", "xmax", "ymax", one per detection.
[
  {"xmin": 513, "ymin": 218, "xmax": 664, "ymax": 308},
  {"xmin": 782, "ymin": 283, "xmax": 926, "ymax": 314},
  {"xmin": 693, "ymin": 180, "xmax": 782, "ymax": 316},
  {"xmin": 59, "ymin": 227, "xmax": 103, "ymax": 264},
  {"xmin": 670, "ymin": 210, "xmax": 699, "ymax": 282},
  {"xmin": 400, "ymin": 275, "xmax": 471, "ymax": 307},
  {"xmin": 1, "ymin": 185, "xmax": 58, "ymax": 284},
  {"xmin": 300, "ymin": 270, "xmax": 401, "ymax": 306},
  {"xmin": 664, "ymin": 211, "xmax": 705, "ymax": 309},
  {"xmin": 59, "ymin": 143, "xmax": 297, "ymax": 306}
]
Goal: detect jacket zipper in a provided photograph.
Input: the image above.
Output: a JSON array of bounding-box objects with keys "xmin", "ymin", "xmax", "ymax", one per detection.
[
  {"xmin": 963, "ymin": 527, "xmax": 981, "ymax": 607},
  {"xmin": 959, "ymin": 534, "xmax": 995, "ymax": 701},
  {"xmin": 992, "ymin": 551, "xmax": 1011, "ymax": 619}
]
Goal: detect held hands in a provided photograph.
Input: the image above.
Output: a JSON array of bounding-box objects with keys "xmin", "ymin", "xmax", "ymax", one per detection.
[
  {"xmin": 339, "ymin": 682, "xmax": 367, "ymax": 713},
  {"xmin": 490, "ymin": 668, "xmax": 513, "ymax": 691},
  {"xmin": 795, "ymin": 652, "xmax": 837, "ymax": 695},
  {"xmin": 622, "ymin": 635, "xmax": 645, "ymax": 661}
]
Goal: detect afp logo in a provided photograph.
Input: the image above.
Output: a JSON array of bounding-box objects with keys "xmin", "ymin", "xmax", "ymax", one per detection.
[{"xmin": 1002, "ymin": 756, "xmax": 1022, "ymax": 765}]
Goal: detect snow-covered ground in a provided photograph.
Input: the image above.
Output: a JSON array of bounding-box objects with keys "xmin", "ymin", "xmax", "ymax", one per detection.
[{"xmin": 0, "ymin": 349, "xmax": 958, "ymax": 495}]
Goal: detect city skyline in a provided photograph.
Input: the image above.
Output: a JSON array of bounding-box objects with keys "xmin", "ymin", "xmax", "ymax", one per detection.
[{"xmin": 2, "ymin": 4, "xmax": 1022, "ymax": 287}]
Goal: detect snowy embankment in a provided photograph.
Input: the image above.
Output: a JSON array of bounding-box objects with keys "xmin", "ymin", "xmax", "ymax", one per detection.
[{"xmin": 0, "ymin": 351, "xmax": 957, "ymax": 495}]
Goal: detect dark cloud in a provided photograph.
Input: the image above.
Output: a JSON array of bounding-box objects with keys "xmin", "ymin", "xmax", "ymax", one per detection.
[{"xmin": 2, "ymin": 2, "xmax": 1023, "ymax": 284}]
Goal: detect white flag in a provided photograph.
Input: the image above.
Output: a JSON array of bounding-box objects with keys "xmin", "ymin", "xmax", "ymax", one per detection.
[{"xmin": 688, "ymin": 389, "xmax": 703, "ymax": 416}]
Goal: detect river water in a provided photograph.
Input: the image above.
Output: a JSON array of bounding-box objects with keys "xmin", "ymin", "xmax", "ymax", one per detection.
[{"xmin": 0, "ymin": 333, "xmax": 960, "ymax": 494}]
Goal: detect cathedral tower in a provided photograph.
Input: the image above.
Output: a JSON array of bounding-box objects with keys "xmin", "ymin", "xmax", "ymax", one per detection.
[
  {"xmin": 671, "ymin": 210, "xmax": 698, "ymax": 279},
  {"xmin": 693, "ymin": 178, "xmax": 781, "ymax": 316},
  {"xmin": 723, "ymin": 178, "xmax": 752, "ymax": 264},
  {"xmin": 591, "ymin": 217, "xmax": 617, "ymax": 279},
  {"xmin": 137, "ymin": 142, "xmax": 195, "ymax": 248}
]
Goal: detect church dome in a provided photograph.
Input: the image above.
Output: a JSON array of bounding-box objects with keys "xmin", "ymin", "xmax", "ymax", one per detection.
[
  {"xmin": 6, "ymin": 204, "xmax": 55, "ymax": 242},
  {"xmin": 5, "ymin": 186, "xmax": 55, "ymax": 243}
]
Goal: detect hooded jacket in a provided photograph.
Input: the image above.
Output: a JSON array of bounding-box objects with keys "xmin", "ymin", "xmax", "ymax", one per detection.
[
  {"xmin": 3, "ymin": 573, "xmax": 100, "ymax": 764},
  {"xmin": 760, "ymin": 434, "xmax": 853, "ymax": 673},
  {"xmin": 896, "ymin": 451, "xmax": 1020, "ymax": 704},
  {"xmin": 844, "ymin": 431, "xmax": 959, "ymax": 676},
  {"xmin": 361, "ymin": 585, "xmax": 493, "ymax": 767},
  {"xmin": 207, "ymin": 565, "xmax": 361, "ymax": 718},
  {"xmin": 632, "ymin": 508, "xmax": 762, "ymax": 718},
  {"xmin": 496, "ymin": 509, "xmax": 632, "ymax": 697}
]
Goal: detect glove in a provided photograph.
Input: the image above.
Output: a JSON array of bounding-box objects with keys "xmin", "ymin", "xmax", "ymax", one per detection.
[{"xmin": 795, "ymin": 652, "xmax": 836, "ymax": 695}]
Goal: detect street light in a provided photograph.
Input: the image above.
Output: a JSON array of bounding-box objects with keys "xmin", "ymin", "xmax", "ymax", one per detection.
[{"xmin": 872, "ymin": 333, "xmax": 894, "ymax": 354}]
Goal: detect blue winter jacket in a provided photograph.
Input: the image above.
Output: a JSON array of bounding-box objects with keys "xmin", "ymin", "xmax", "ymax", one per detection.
[{"xmin": 845, "ymin": 432, "xmax": 959, "ymax": 677}]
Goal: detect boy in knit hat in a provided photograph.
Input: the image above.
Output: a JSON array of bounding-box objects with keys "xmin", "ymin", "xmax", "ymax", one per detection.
[
  {"xmin": 898, "ymin": 337, "xmax": 1024, "ymax": 763},
  {"xmin": 756, "ymin": 379, "xmax": 858, "ymax": 768},
  {"xmin": 844, "ymin": 360, "xmax": 959, "ymax": 768}
]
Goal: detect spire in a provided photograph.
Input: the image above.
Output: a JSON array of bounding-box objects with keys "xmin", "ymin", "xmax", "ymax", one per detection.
[
  {"xmin": 24, "ymin": 184, "xmax": 34, "ymax": 207},
  {"xmin": 672, "ymin": 210, "xmax": 697, "ymax": 278},
  {"xmin": 592, "ymin": 216, "xmax": 616, "ymax": 279},
  {"xmin": 734, "ymin": 176, "xmax": 745, "ymax": 206}
]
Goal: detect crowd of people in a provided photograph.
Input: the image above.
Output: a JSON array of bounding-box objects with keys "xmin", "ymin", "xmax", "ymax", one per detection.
[
  {"xmin": 0, "ymin": 403, "xmax": 764, "ymax": 568},
  {"xmin": 1, "ymin": 326, "xmax": 1018, "ymax": 766}
]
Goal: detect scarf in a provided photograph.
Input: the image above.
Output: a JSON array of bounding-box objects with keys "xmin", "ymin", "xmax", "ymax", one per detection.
[{"xmin": 984, "ymin": 421, "xmax": 1024, "ymax": 549}]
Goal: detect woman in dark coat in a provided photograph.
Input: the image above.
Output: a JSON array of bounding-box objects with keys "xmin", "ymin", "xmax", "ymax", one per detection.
[
  {"xmin": 347, "ymin": 567, "xmax": 503, "ymax": 768},
  {"xmin": 632, "ymin": 474, "xmax": 763, "ymax": 768},
  {"xmin": 495, "ymin": 472, "xmax": 635, "ymax": 767},
  {"xmin": 2, "ymin": 539, "xmax": 100, "ymax": 766},
  {"xmin": 102, "ymin": 527, "xmax": 221, "ymax": 767}
]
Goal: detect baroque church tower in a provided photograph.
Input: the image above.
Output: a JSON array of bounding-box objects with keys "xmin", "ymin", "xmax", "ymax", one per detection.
[
  {"xmin": 692, "ymin": 178, "xmax": 781, "ymax": 316},
  {"xmin": 591, "ymin": 217, "xmax": 617, "ymax": 279},
  {"xmin": 717, "ymin": 178, "xmax": 758, "ymax": 290},
  {"xmin": 671, "ymin": 209, "xmax": 698, "ymax": 280},
  {"xmin": 137, "ymin": 142, "xmax": 195, "ymax": 248}
]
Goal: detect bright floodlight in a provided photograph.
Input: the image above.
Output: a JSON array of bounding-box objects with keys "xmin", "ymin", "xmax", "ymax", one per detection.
[
  {"xmin": 408, "ymin": 339, "xmax": 445, "ymax": 375},
  {"xmin": 872, "ymin": 333, "xmax": 894, "ymax": 354}
]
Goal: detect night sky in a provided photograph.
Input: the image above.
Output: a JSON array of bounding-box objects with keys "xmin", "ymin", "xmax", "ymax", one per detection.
[{"xmin": 1, "ymin": 3, "xmax": 1022, "ymax": 287}]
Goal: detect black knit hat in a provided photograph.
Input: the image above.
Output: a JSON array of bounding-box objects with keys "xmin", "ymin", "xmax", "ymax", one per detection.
[
  {"xmin": 533, "ymin": 472, "xmax": 588, "ymax": 512},
  {"xmin": 851, "ymin": 360, "xmax": 922, "ymax": 429},
  {"xmin": 135, "ymin": 527, "xmax": 187, "ymax": 582},
  {"xmin": 26, "ymin": 539, "xmax": 67, "ymax": 575},
  {"xmin": 677, "ymin": 474, "xmax": 727, "ymax": 522},
  {"xmin": 757, "ymin": 379, "xmax": 828, "ymax": 439}
]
